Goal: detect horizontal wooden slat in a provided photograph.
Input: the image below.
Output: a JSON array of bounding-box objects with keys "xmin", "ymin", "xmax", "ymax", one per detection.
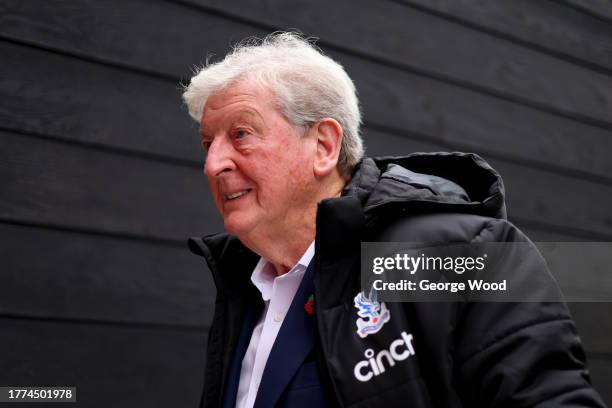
[
  {"xmin": 0, "ymin": 222, "xmax": 213, "ymax": 326},
  {"xmin": 562, "ymin": 0, "xmax": 612, "ymax": 22},
  {"xmin": 0, "ymin": 0, "xmax": 251, "ymax": 79},
  {"xmin": 0, "ymin": 130, "xmax": 222, "ymax": 241},
  {"xmin": 494, "ymin": 161, "xmax": 612, "ymax": 240},
  {"xmin": 365, "ymin": 129, "xmax": 612, "ymax": 239},
  {"xmin": 3, "ymin": 40, "xmax": 611, "ymax": 186},
  {"xmin": 0, "ymin": 317, "xmax": 206, "ymax": 408},
  {"xmin": 175, "ymin": 0, "xmax": 612, "ymax": 127},
  {"xmin": 0, "ymin": 41, "xmax": 201, "ymax": 162},
  {"xmin": 397, "ymin": 0, "xmax": 612, "ymax": 73}
]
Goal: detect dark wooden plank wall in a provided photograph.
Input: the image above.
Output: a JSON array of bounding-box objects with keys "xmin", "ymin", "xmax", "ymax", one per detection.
[{"xmin": 1, "ymin": 0, "xmax": 610, "ymax": 406}]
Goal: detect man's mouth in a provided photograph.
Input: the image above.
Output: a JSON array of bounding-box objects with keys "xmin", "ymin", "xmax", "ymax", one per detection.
[{"xmin": 225, "ymin": 189, "xmax": 252, "ymax": 201}]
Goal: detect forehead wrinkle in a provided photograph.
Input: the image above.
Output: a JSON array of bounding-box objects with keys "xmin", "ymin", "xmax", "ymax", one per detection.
[{"xmin": 228, "ymin": 108, "xmax": 265, "ymax": 124}]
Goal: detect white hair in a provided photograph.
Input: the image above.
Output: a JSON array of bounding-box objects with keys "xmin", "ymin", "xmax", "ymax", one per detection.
[{"xmin": 182, "ymin": 32, "xmax": 363, "ymax": 178}]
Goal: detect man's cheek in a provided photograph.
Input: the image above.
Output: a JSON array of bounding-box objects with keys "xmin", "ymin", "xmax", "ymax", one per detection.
[{"xmin": 210, "ymin": 189, "xmax": 224, "ymax": 212}]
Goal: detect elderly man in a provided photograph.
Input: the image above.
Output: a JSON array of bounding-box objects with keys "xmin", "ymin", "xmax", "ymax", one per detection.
[{"xmin": 183, "ymin": 33, "xmax": 604, "ymax": 408}]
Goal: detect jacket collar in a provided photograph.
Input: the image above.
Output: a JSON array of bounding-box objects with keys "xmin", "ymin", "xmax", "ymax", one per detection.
[
  {"xmin": 188, "ymin": 233, "xmax": 259, "ymax": 299},
  {"xmin": 188, "ymin": 233, "xmax": 260, "ymax": 408}
]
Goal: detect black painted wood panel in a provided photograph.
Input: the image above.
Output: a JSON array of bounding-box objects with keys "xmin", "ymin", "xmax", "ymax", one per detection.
[
  {"xmin": 396, "ymin": 0, "xmax": 612, "ymax": 73},
  {"xmin": 174, "ymin": 0, "xmax": 612, "ymax": 127},
  {"xmin": 562, "ymin": 0, "xmax": 612, "ymax": 23},
  {"xmin": 1, "ymin": 0, "xmax": 611, "ymax": 405},
  {"xmin": 570, "ymin": 303, "xmax": 612, "ymax": 354},
  {"xmin": 329, "ymin": 50, "xmax": 612, "ymax": 185},
  {"xmin": 3, "ymin": 36, "xmax": 612, "ymax": 193},
  {"xmin": 2, "ymin": 2, "xmax": 612, "ymax": 182},
  {"xmin": 3, "ymin": 38, "xmax": 612, "ymax": 238},
  {"xmin": 0, "ymin": 222, "xmax": 213, "ymax": 327},
  {"xmin": 0, "ymin": 317, "xmax": 206, "ymax": 408},
  {"xmin": 364, "ymin": 129, "xmax": 612, "ymax": 240},
  {"xmin": 0, "ymin": 41, "xmax": 201, "ymax": 162},
  {"xmin": 0, "ymin": 130, "xmax": 222, "ymax": 241},
  {"xmin": 0, "ymin": 0, "xmax": 252, "ymax": 79}
]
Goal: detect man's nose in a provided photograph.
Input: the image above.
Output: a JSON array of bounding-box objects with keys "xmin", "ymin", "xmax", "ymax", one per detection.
[{"xmin": 204, "ymin": 136, "xmax": 235, "ymax": 178}]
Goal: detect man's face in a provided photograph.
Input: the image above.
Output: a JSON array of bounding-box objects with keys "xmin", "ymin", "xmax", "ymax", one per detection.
[{"xmin": 200, "ymin": 81, "xmax": 316, "ymax": 242}]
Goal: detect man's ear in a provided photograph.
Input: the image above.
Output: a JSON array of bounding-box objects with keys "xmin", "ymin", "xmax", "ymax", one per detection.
[{"xmin": 312, "ymin": 118, "xmax": 343, "ymax": 178}]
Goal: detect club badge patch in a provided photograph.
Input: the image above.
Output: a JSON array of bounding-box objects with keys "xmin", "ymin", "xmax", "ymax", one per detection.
[{"xmin": 353, "ymin": 290, "xmax": 390, "ymax": 338}]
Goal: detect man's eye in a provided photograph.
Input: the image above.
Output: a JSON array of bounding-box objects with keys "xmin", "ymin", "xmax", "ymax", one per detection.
[{"xmin": 234, "ymin": 129, "xmax": 250, "ymax": 140}]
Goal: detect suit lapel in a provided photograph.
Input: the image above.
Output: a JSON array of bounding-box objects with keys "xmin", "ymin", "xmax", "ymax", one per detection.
[
  {"xmin": 253, "ymin": 261, "xmax": 316, "ymax": 408},
  {"xmin": 222, "ymin": 307, "xmax": 258, "ymax": 408}
]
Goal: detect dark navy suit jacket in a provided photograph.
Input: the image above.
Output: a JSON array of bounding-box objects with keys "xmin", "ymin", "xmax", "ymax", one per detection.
[{"xmin": 222, "ymin": 262, "xmax": 327, "ymax": 408}]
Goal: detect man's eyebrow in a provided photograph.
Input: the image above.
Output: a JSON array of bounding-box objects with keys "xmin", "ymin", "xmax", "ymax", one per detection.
[
  {"xmin": 200, "ymin": 108, "xmax": 263, "ymax": 138},
  {"xmin": 200, "ymin": 108, "xmax": 264, "ymax": 137}
]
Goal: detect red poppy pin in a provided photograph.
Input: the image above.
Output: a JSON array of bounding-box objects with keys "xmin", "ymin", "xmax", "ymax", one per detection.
[{"xmin": 304, "ymin": 294, "xmax": 315, "ymax": 315}]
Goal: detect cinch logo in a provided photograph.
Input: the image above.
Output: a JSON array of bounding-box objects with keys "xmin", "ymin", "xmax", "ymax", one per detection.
[{"xmin": 353, "ymin": 331, "xmax": 416, "ymax": 382}]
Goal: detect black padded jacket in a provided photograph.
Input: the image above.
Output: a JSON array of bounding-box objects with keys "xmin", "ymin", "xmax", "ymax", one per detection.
[{"xmin": 188, "ymin": 153, "xmax": 606, "ymax": 408}]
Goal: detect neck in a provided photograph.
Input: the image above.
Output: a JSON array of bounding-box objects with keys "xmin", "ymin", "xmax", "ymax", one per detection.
[
  {"xmin": 242, "ymin": 208, "xmax": 316, "ymax": 276},
  {"xmin": 242, "ymin": 175, "xmax": 346, "ymax": 276}
]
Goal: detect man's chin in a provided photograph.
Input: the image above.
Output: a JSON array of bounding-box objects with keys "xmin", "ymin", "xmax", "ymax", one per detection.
[{"xmin": 222, "ymin": 215, "xmax": 254, "ymax": 239}]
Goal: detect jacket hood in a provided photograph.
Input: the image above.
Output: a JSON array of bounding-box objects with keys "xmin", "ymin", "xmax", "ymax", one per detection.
[{"xmin": 343, "ymin": 152, "xmax": 507, "ymax": 224}]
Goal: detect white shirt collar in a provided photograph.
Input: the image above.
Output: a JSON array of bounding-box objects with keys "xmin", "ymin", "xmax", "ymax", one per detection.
[{"xmin": 251, "ymin": 241, "xmax": 315, "ymax": 301}]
